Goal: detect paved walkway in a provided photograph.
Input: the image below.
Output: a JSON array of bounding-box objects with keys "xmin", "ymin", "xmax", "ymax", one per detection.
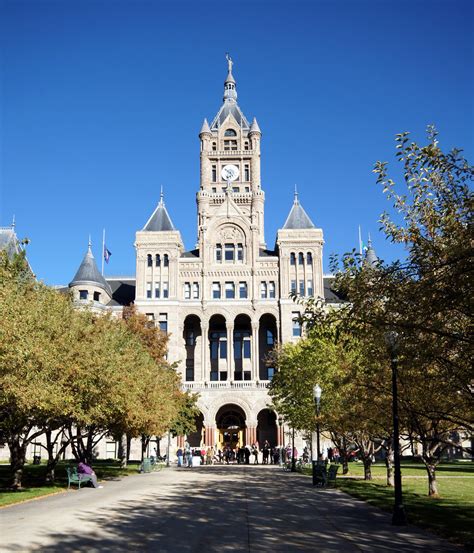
[{"xmin": 0, "ymin": 465, "xmax": 464, "ymax": 552}]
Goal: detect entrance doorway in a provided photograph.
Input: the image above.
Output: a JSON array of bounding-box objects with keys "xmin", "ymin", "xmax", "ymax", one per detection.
[{"xmin": 215, "ymin": 404, "xmax": 246, "ymax": 450}]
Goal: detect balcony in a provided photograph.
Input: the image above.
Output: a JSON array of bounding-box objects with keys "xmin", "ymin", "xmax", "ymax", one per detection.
[{"xmin": 182, "ymin": 381, "xmax": 269, "ymax": 392}]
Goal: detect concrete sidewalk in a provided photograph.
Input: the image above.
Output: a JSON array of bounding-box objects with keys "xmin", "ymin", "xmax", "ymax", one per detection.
[{"xmin": 0, "ymin": 465, "xmax": 464, "ymax": 552}]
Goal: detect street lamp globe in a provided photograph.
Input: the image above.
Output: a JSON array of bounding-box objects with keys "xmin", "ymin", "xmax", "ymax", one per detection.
[{"xmin": 313, "ymin": 384, "xmax": 322, "ymax": 403}]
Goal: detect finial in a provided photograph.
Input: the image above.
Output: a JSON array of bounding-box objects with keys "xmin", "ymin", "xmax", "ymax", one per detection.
[
  {"xmin": 88, "ymin": 235, "xmax": 92, "ymax": 252},
  {"xmin": 11, "ymin": 214, "xmax": 15, "ymax": 229},
  {"xmin": 160, "ymin": 185, "xmax": 164, "ymax": 204},
  {"xmin": 368, "ymin": 232, "xmax": 372, "ymax": 246},
  {"xmin": 226, "ymin": 52, "xmax": 233, "ymax": 73},
  {"xmin": 294, "ymin": 184, "xmax": 299, "ymax": 203}
]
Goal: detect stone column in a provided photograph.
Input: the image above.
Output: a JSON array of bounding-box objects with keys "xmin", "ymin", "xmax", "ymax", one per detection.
[
  {"xmin": 177, "ymin": 435, "xmax": 185, "ymax": 448},
  {"xmin": 201, "ymin": 320, "xmax": 209, "ymax": 382},
  {"xmin": 251, "ymin": 321, "xmax": 259, "ymax": 380},
  {"xmin": 226, "ymin": 323, "xmax": 234, "ymax": 380}
]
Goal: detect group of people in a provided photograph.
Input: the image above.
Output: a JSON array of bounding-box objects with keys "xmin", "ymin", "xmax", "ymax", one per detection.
[{"xmin": 176, "ymin": 441, "xmax": 306, "ymax": 467}]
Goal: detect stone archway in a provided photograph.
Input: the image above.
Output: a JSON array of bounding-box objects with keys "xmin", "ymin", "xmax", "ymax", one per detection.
[
  {"xmin": 257, "ymin": 408, "xmax": 277, "ymax": 447},
  {"xmin": 215, "ymin": 404, "xmax": 247, "ymax": 450},
  {"xmin": 187, "ymin": 412, "xmax": 204, "ymax": 448}
]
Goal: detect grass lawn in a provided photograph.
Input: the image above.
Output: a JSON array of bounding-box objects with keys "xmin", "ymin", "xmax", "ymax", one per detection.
[
  {"xmin": 0, "ymin": 459, "xmax": 143, "ymax": 508},
  {"xmin": 332, "ymin": 460, "xmax": 474, "ymax": 549}
]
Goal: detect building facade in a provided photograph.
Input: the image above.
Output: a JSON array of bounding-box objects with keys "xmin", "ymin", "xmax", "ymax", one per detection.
[{"xmin": 68, "ymin": 58, "xmax": 340, "ymax": 454}]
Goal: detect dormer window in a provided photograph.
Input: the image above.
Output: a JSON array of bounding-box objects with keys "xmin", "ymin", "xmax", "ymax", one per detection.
[{"xmin": 224, "ymin": 129, "xmax": 237, "ymax": 136}]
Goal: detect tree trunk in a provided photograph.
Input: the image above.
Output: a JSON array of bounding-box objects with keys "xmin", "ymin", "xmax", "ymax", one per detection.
[
  {"xmin": 118, "ymin": 434, "xmax": 128, "ymax": 468},
  {"xmin": 8, "ymin": 438, "xmax": 26, "ymax": 490},
  {"xmin": 385, "ymin": 450, "xmax": 394, "ymax": 487},
  {"xmin": 363, "ymin": 456, "xmax": 373, "ymax": 480},
  {"xmin": 426, "ymin": 463, "xmax": 440, "ymax": 497},
  {"xmin": 342, "ymin": 456, "xmax": 349, "ymax": 475}
]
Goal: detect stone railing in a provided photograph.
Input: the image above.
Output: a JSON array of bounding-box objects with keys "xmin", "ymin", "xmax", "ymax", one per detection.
[
  {"xmin": 205, "ymin": 150, "xmax": 253, "ymax": 157},
  {"xmin": 182, "ymin": 381, "xmax": 269, "ymax": 392}
]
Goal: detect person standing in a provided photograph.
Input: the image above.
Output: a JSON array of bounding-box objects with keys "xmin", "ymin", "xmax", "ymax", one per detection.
[{"xmin": 252, "ymin": 444, "xmax": 259, "ymax": 464}]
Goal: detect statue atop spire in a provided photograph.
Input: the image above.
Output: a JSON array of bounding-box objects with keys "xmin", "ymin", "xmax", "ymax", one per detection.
[{"xmin": 226, "ymin": 52, "xmax": 233, "ymax": 73}]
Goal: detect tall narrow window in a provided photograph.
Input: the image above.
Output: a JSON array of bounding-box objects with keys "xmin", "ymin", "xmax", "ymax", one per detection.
[
  {"xmin": 184, "ymin": 282, "xmax": 191, "ymax": 300},
  {"xmin": 307, "ymin": 279, "xmax": 314, "ymax": 297},
  {"xmin": 220, "ymin": 338, "xmax": 227, "ymax": 358},
  {"xmin": 162, "ymin": 281, "xmax": 169, "ymax": 298},
  {"xmin": 146, "ymin": 282, "xmax": 152, "ymax": 299},
  {"xmin": 266, "ymin": 329, "xmax": 274, "ymax": 345},
  {"xmin": 212, "ymin": 142, "xmax": 216, "ymax": 151},
  {"xmin": 290, "ymin": 252, "xmax": 296, "ymax": 266},
  {"xmin": 186, "ymin": 330, "xmax": 195, "ymax": 345},
  {"xmin": 244, "ymin": 141, "xmax": 249, "ymax": 150},
  {"xmin": 163, "ymin": 254, "xmax": 169, "ymax": 267},
  {"xmin": 237, "ymin": 244, "xmax": 244, "ymax": 262},
  {"xmin": 239, "ymin": 282, "xmax": 248, "ymax": 299},
  {"xmin": 260, "ymin": 282, "xmax": 267, "ymax": 299},
  {"xmin": 307, "ymin": 252, "xmax": 313, "ymax": 265},
  {"xmin": 298, "ymin": 252, "xmax": 304, "ymax": 265},
  {"xmin": 212, "ymin": 165, "xmax": 217, "ymax": 182},
  {"xmin": 93, "ymin": 291, "xmax": 100, "ymax": 302},
  {"xmin": 192, "ymin": 282, "xmax": 199, "ymax": 299},
  {"xmin": 159, "ymin": 313, "xmax": 168, "ymax": 333},
  {"xmin": 244, "ymin": 164, "xmax": 250, "ymax": 181},
  {"xmin": 155, "ymin": 254, "xmax": 161, "ymax": 267},
  {"xmin": 299, "ymin": 280, "xmax": 305, "ymax": 296},
  {"xmin": 224, "ymin": 243, "xmax": 235, "ymax": 262},
  {"xmin": 268, "ymin": 281, "xmax": 276, "ymax": 299},
  {"xmin": 155, "ymin": 282, "xmax": 160, "ymax": 298},
  {"xmin": 243, "ymin": 339, "xmax": 251, "ymax": 358},
  {"xmin": 292, "ymin": 312, "xmax": 302, "ymax": 337},
  {"xmin": 291, "ymin": 280, "xmax": 297, "ymax": 294},
  {"xmin": 147, "ymin": 254, "xmax": 152, "ymax": 267},
  {"xmin": 212, "ymin": 282, "xmax": 221, "ymax": 299},
  {"xmin": 225, "ymin": 282, "xmax": 235, "ymax": 299},
  {"xmin": 216, "ymin": 244, "xmax": 222, "ymax": 262}
]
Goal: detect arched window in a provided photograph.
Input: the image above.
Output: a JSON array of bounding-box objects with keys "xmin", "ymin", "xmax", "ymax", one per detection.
[
  {"xmin": 163, "ymin": 254, "xmax": 169, "ymax": 267},
  {"xmin": 298, "ymin": 252, "xmax": 304, "ymax": 265},
  {"xmin": 307, "ymin": 252, "xmax": 313, "ymax": 264},
  {"xmin": 155, "ymin": 254, "xmax": 161, "ymax": 267},
  {"xmin": 224, "ymin": 128, "xmax": 237, "ymax": 136},
  {"xmin": 290, "ymin": 252, "xmax": 296, "ymax": 266},
  {"xmin": 147, "ymin": 254, "xmax": 152, "ymax": 267}
]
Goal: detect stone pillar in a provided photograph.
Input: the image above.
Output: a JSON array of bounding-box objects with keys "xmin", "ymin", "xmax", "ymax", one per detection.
[
  {"xmin": 201, "ymin": 320, "xmax": 209, "ymax": 382},
  {"xmin": 177, "ymin": 435, "xmax": 185, "ymax": 448},
  {"xmin": 251, "ymin": 321, "xmax": 259, "ymax": 380},
  {"xmin": 227, "ymin": 323, "xmax": 234, "ymax": 380},
  {"xmin": 246, "ymin": 426, "xmax": 257, "ymax": 446}
]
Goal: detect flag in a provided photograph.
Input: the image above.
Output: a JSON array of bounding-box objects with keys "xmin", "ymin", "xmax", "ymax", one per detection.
[{"xmin": 104, "ymin": 245, "xmax": 112, "ymax": 264}]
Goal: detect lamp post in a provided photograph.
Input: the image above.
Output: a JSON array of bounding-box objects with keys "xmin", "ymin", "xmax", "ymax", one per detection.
[
  {"xmin": 291, "ymin": 427, "xmax": 296, "ymax": 472},
  {"xmin": 312, "ymin": 384, "xmax": 322, "ymax": 486},
  {"xmin": 278, "ymin": 416, "xmax": 283, "ymax": 466},
  {"xmin": 385, "ymin": 331, "xmax": 407, "ymax": 526}
]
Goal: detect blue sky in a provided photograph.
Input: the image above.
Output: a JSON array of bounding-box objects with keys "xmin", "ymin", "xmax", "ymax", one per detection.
[{"xmin": 1, "ymin": 0, "xmax": 472, "ymax": 285}]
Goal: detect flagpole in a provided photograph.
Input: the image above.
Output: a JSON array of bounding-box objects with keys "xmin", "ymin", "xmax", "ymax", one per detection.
[{"xmin": 102, "ymin": 229, "xmax": 105, "ymax": 276}]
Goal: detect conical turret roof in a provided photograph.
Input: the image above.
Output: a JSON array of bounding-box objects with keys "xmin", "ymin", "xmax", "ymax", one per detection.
[
  {"xmin": 364, "ymin": 238, "xmax": 378, "ymax": 267},
  {"xmin": 69, "ymin": 241, "xmax": 112, "ymax": 296},
  {"xmin": 282, "ymin": 191, "xmax": 316, "ymax": 230},
  {"xmin": 143, "ymin": 191, "xmax": 176, "ymax": 232},
  {"xmin": 249, "ymin": 117, "xmax": 261, "ymax": 134},
  {"xmin": 200, "ymin": 118, "xmax": 211, "ymax": 135}
]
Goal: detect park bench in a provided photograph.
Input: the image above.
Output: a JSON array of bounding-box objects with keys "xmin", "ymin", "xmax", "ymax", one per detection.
[{"xmin": 66, "ymin": 466, "xmax": 93, "ymax": 489}]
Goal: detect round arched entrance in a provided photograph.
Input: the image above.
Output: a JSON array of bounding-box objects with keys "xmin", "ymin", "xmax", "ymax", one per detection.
[
  {"xmin": 215, "ymin": 404, "xmax": 247, "ymax": 449},
  {"xmin": 187, "ymin": 412, "xmax": 204, "ymax": 447},
  {"xmin": 257, "ymin": 409, "xmax": 277, "ymax": 447}
]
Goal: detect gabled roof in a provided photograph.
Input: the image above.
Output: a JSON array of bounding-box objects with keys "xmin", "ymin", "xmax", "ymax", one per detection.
[
  {"xmin": 143, "ymin": 193, "xmax": 176, "ymax": 232},
  {"xmin": 0, "ymin": 226, "xmax": 22, "ymax": 257},
  {"xmin": 282, "ymin": 193, "xmax": 316, "ymax": 230},
  {"xmin": 69, "ymin": 241, "xmax": 112, "ymax": 296}
]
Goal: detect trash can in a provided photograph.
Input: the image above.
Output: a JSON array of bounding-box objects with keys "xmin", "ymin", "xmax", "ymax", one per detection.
[
  {"xmin": 33, "ymin": 455, "xmax": 41, "ymax": 465},
  {"xmin": 312, "ymin": 461, "xmax": 326, "ymax": 487}
]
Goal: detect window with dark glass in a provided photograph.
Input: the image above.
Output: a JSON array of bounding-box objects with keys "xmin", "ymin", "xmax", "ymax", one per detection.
[
  {"xmin": 290, "ymin": 252, "xmax": 296, "ymax": 265},
  {"xmin": 292, "ymin": 312, "xmax": 301, "ymax": 337},
  {"xmin": 307, "ymin": 279, "xmax": 313, "ymax": 296},
  {"xmin": 184, "ymin": 282, "xmax": 191, "ymax": 299},
  {"xmin": 225, "ymin": 282, "xmax": 235, "ymax": 299},
  {"xmin": 267, "ymin": 367, "xmax": 275, "ymax": 380},
  {"xmin": 155, "ymin": 283, "xmax": 160, "ymax": 298},
  {"xmin": 212, "ymin": 282, "xmax": 221, "ymax": 299},
  {"xmin": 220, "ymin": 339, "xmax": 227, "ymax": 358},
  {"xmin": 224, "ymin": 243, "xmax": 235, "ymax": 262},
  {"xmin": 159, "ymin": 313, "xmax": 168, "ymax": 333},
  {"xmin": 260, "ymin": 282, "xmax": 267, "ymax": 299},
  {"xmin": 155, "ymin": 254, "xmax": 160, "ymax": 266},
  {"xmin": 244, "ymin": 165, "xmax": 250, "ymax": 181},
  {"xmin": 291, "ymin": 280, "xmax": 297, "ymax": 294},
  {"xmin": 224, "ymin": 128, "xmax": 237, "ymax": 136},
  {"xmin": 192, "ymin": 282, "xmax": 199, "ymax": 299},
  {"xmin": 266, "ymin": 329, "xmax": 274, "ymax": 345},
  {"xmin": 216, "ymin": 244, "xmax": 222, "ymax": 262},
  {"xmin": 268, "ymin": 281, "xmax": 276, "ymax": 298},
  {"xmin": 224, "ymin": 140, "xmax": 237, "ymax": 151},
  {"xmin": 299, "ymin": 280, "xmax": 305, "ymax": 296},
  {"xmin": 162, "ymin": 281, "xmax": 169, "ymax": 298},
  {"xmin": 212, "ymin": 166, "xmax": 217, "ymax": 182},
  {"xmin": 244, "ymin": 141, "xmax": 249, "ymax": 150},
  {"xmin": 298, "ymin": 252, "xmax": 304, "ymax": 265},
  {"xmin": 212, "ymin": 142, "xmax": 216, "ymax": 151},
  {"xmin": 239, "ymin": 281, "xmax": 248, "ymax": 299},
  {"xmin": 186, "ymin": 330, "xmax": 195, "ymax": 346},
  {"xmin": 163, "ymin": 254, "xmax": 169, "ymax": 267},
  {"xmin": 93, "ymin": 291, "xmax": 100, "ymax": 302},
  {"xmin": 307, "ymin": 252, "xmax": 313, "ymax": 264},
  {"xmin": 237, "ymin": 244, "xmax": 243, "ymax": 262},
  {"xmin": 79, "ymin": 290, "xmax": 88, "ymax": 300},
  {"xmin": 146, "ymin": 283, "xmax": 152, "ymax": 299},
  {"xmin": 147, "ymin": 254, "xmax": 152, "ymax": 267}
]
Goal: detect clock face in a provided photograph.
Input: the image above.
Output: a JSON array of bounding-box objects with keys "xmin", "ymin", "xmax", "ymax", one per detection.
[{"xmin": 221, "ymin": 164, "xmax": 240, "ymax": 182}]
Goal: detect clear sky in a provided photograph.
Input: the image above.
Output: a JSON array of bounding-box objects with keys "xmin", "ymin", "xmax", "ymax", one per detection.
[{"xmin": 1, "ymin": 0, "xmax": 472, "ymax": 285}]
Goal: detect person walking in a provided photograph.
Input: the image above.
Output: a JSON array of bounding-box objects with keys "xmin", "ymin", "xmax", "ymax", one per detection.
[
  {"xmin": 176, "ymin": 447, "xmax": 183, "ymax": 467},
  {"xmin": 252, "ymin": 444, "xmax": 259, "ymax": 464}
]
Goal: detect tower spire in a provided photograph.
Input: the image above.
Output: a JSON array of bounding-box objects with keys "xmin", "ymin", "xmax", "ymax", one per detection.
[{"xmin": 294, "ymin": 184, "xmax": 299, "ymax": 203}]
